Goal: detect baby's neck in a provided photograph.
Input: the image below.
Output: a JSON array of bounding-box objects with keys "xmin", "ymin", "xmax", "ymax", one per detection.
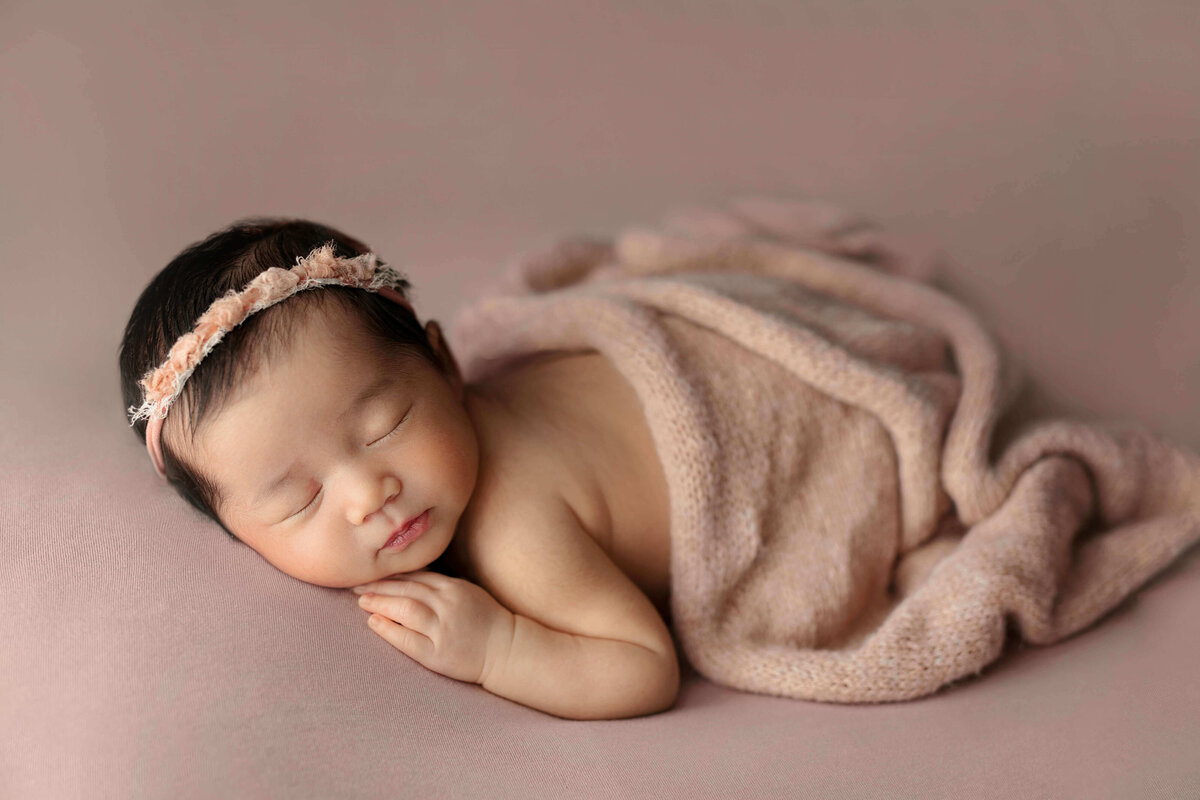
[{"xmin": 448, "ymin": 382, "xmax": 522, "ymax": 554}]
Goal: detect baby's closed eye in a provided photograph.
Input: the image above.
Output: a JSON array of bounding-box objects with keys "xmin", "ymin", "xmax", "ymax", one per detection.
[{"xmin": 369, "ymin": 409, "xmax": 410, "ymax": 446}]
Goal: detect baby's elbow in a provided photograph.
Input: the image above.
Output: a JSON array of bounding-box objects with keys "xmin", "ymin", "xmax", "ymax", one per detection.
[
  {"xmin": 582, "ymin": 646, "xmax": 679, "ymax": 721},
  {"xmin": 649, "ymin": 652, "xmax": 681, "ymax": 714},
  {"xmin": 630, "ymin": 647, "xmax": 680, "ymax": 718}
]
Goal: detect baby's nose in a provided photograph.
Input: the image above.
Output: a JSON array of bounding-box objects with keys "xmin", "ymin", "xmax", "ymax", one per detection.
[{"xmin": 360, "ymin": 488, "xmax": 401, "ymax": 526}]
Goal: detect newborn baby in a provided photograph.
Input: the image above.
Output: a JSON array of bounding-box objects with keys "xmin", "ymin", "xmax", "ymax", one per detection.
[
  {"xmin": 119, "ymin": 219, "xmax": 678, "ymax": 721},
  {"xmin": 124, "ymin": 201, "xmax": 1200, "ymax": 717}
]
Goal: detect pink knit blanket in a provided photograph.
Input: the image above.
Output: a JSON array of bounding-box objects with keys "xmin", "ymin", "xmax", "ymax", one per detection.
[{"xmin": 449, "ymin": 198, "xmax": 1200, "ymax": 702}]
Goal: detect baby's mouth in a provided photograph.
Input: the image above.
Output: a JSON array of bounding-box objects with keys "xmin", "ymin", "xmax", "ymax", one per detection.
[{"xmin": 380, "ymin": 508, "xmax": 430, "ymax": 551}]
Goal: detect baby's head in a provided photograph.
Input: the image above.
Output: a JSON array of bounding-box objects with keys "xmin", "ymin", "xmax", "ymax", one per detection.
[{"xmin": 118, "ymin": 218, "xmax": 480, "ymax": 588}]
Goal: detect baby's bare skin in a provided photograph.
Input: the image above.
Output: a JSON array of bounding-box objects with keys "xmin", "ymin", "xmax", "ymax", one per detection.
[
  {"xmin": 426, "ymin": 350, "xmax": 677, "ymax": 718},
  {"xmin": 174, "ymin": 301, "xmax": 677, "ymax": 719},
  {"xmin": 455, "ymin": 350, "xmax": 672, "ymax": 620}
]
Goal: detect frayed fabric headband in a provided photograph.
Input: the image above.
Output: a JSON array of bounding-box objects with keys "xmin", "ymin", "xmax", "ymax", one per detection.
[{"xmin": 128, "ymin": 242, "xmax": 413, "ymax": 481}]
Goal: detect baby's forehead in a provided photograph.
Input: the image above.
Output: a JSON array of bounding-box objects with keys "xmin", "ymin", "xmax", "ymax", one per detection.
[{"xmin": 292, "ymin": 301, "xmax": 427, "ymax": 369}]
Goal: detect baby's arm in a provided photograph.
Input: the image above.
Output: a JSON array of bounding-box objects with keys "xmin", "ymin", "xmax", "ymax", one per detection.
[
  {"xmin": 467, "ymin": 495, "xmax": 679, "ymax": 720},
  {"xmin": 355, "ymin": 494, "xmax": 678, "ymax": 720}
]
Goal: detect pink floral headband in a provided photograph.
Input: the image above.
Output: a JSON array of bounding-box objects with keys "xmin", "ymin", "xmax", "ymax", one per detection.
[{"xmin": 128, "ymin": 242, "xmax": 414, "ymax": 480}]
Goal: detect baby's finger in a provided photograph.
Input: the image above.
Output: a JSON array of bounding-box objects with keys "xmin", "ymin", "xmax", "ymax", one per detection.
[
  {"xmin": 367, "ymin": 614, "xmax": 434, "ymax": 662},
  {"xmin": 352, "ymin": 578, "xmax": 432, "ymax": 599},
  {"xmin": 395, "ymin": 570, "xmax": 452, "ymax": 590},
  {"xmin": 359, "ymin": 592, "xmax": 438, "ymax": 635}
]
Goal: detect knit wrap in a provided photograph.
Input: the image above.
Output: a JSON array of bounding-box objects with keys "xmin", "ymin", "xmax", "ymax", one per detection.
[{"xmin": 450, "ymin": 198, "xmax": 1200, "ymax": 702}]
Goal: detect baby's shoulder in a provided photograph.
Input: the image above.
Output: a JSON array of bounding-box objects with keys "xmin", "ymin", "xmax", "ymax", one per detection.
[
  {"xmin": 452, "ymin": 472, "xmax": 615, "ymax": 619},
  {"xmin": 454, "ymin": 440, "xmax": 589, "ymax": 570}
]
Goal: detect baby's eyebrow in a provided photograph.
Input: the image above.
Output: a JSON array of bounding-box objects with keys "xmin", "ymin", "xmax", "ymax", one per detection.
[{"xmin": 250, "ymin": 374, "xmax": 396, "ymax": 506}]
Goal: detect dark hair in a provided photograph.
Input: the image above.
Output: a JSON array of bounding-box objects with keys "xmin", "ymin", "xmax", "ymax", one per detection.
[{"xmin": 118, "ymin": 217, "xmax": 439, "ymax": 542}]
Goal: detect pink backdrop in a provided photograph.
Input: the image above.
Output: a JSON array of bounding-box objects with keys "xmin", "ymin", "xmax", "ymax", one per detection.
[{"xmin": 2, "ymin": 2, "xmax": 1198, "ymax": 797}]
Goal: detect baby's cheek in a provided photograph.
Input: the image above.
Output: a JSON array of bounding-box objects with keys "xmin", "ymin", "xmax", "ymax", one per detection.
[
  {"xmin": 444, "ymin": 416, "xmax": 481, "ymax": 489},
  {"xmin": 253, "ymin": 532, "xmax": 357, "ymax": 589},
  {"xmin": 413, "ymin": 427, "xmax": 460, "ymax": 482}
]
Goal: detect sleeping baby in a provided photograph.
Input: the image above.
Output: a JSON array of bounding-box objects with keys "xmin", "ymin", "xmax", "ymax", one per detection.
[
  {"xmin": 119, "ymin": 218, "xmax": 678, "ymax": 721},
  {"xmin": 120, "ymin": 200, "xmax": 1200, "ymax": 719}
]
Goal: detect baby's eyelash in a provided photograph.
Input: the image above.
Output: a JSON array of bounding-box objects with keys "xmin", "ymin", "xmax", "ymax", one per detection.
[
  {"xmin": 372, "ymin": 411, "xmax": 410, "ymax": 446},
  {"xmin": 290, "ymin": 488, "xmax": 321, "ymax": 520}
]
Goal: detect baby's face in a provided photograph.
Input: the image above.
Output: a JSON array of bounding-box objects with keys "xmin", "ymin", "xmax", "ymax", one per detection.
[{"xmin": 176, "ymin": 303, "xmax": 479, "ymax": 588}]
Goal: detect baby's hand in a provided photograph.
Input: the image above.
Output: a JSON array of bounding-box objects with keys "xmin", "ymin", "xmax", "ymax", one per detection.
[{"xmin": 352, "ymin": 572, "xmax": 515, "ymax": 685}]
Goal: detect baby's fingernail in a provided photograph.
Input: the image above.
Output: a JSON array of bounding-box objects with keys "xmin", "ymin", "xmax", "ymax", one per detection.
[{"xmin": 351, "ymin": 586, "xmax": 367, "ymax": 594}]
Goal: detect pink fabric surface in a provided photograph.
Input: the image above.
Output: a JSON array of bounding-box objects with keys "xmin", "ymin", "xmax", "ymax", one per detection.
[{"xmin": 3, "ymin": 1, "xmax": 1198, "ymax": 798}]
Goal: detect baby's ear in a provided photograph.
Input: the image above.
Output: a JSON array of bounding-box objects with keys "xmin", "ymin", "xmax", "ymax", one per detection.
[{"xmin": 424, "ymin": 320, "xmax": 464, "ymax": 392}]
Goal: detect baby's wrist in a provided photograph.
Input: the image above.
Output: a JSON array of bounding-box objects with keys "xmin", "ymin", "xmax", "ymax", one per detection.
[{"xmin": 479, "ymin": 607, "xmax": 516, "ymax": 687}]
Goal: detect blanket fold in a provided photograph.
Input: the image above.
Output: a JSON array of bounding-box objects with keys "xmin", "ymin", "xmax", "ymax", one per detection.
[{"xmin": 449, "ymin": 197, "xmax": 1200, "ymax": 702}]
